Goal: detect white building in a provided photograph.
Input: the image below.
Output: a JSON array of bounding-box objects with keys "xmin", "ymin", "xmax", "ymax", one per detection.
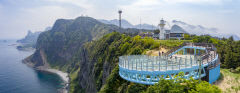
[{"xmin": 158, "ymin": 19, "xmax": 186, "ymax": 40}]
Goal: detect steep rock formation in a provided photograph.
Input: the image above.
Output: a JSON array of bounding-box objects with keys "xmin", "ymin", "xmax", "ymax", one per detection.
[{"xmin": 24, "ymin": 16, "xmax": 151, "ymax": 92}]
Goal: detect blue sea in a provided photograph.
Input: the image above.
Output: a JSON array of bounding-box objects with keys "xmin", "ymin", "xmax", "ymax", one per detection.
[{"xmin": 0, "ymin": 40, "xmax": 64, "ymax": 93}]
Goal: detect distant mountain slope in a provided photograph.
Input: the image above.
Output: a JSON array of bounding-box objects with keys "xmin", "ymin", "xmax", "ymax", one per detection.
[
  {"xmin": 16, "ymin": 26, "xmax": 51, "ymax": 50},
  {"xmin": 170, "ymin": 25, "xmax": 187, "ymax": 33},
  {"xmin": 44, "ymin": 26, "xmax": 52, "ymax": 31},
  {"xmin": 172, "ymin": 20, "xmax": 240, "ymax": 40},
  {"xmin": 23, "ymin": 16, "xmax": 152, "ymax": 92},
  {"xmin": 99, "ymin": 19, "xmax": 157, "ymax": 30},
  {"xmin": 17, "ymin": 30, "xmax": 41, "ymax": 44},
  {"xmin": 26, "ymin": 16, "xmax": 148, "ymax": 69}
]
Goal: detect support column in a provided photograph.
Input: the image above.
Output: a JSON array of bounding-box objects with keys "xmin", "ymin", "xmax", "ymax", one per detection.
[
  {"xmin": 198, "ymin": 49, "xmax": 200, "ymax": 55},
  {"xmin": 190, "ymin": 56, "xmax": 192, "ymax": 67},
  {"xmin": 136, "ymin": 59, "xmax": 138, "ymax": 70},
  {"xmin": 179, "ymin": 57, "xmax": 181, "ymax": 70},
  {"xmin": 146, "ymin": 60, "xmax": 148, "ymax": 71},
  {"xmin": 141, "ymin": 60, "xmax": 142, "ymax": 71},
  {"xmin": 159, "ymin": 56, "xmax": 161, "ymax": 71},
  {"xmin": 184, "ymin": 48, "xmax": 187, "ymax": 55},
  {"xmin": 152, "ymin": 57, "xmax": 154, "ymax": 71},
  {"xmin": 132, "ymin": 59, "xmax": 133, "ymax": 70},
  {"xmin": 166, "ymin": 57, "xmax": 168, "ymax": 70},
  {"xmin": 128, "ymin": 57, "xmax": 129, "ymax": 69}
]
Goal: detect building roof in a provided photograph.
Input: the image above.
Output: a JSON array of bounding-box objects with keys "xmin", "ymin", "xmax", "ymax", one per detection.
[{"xmin": 170, "ymin": 25, "xmax": 187, "ymax": 33}]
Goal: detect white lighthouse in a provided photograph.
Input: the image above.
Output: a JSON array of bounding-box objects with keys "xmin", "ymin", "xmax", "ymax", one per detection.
[{"xmin": 159, "ymin": 18, "xmax": 166, "ymax": 39}]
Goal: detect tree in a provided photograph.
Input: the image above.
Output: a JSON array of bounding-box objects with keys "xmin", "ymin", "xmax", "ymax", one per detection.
[
  {"xmin": 184, "ymin": 33, "xmax": 191, "ymax": 40},
  {"xmin": 126, "ymin": 83, "xmax": 147, "ymax": 93},
  {"xmin": 131, "ymin": 47, "xmax": 142, "ymax": 55},
  {"xmin": 154, "ymin": 30, "xmax": 160, "ymax": 34},
  {"xmin": 142, "ymin": 72, "xmax": 221, "ymax": 93}
]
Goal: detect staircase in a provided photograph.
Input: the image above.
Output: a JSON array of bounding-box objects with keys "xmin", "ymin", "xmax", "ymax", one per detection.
[{"xmin": 163, "ymin": 42, "xmax": 188, "ymax": 56}]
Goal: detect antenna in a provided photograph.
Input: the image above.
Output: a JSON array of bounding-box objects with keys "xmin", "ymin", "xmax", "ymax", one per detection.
[
  {"xmin": 118, "ymin": 10, "xmax": 122, "ymax": 32},
  {"xmin": 152, "ymin": 24, "xmax": 154, "ymax": 31},
  {"xmin": 140, "ymin": 18, "xmax": 141, "ymax": 29},
  {"xmin": 140, "ymin": 17, "xmax": 142, "ymax": 33}
]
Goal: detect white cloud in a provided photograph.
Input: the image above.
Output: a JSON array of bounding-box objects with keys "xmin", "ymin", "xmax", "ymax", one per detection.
[
  {"xmin": 217, "ymin": 9, "xmax": 235, "ymax": 14},
  {"xmin": 43, "ymin": 0, "xmax": 93, "ymax": 9},
  {"xmin": 18, "ymin": 5, "xmax": 82, "ymax": 30},
  {"xmin": 0, "ymin": 0, "xmax": 239, "ymax": 39},
  {"xmin": 161, "ymin": 0, "xmax": 225, "ymax": 5},
  {"xmin": 132, "ymin": 0, "xmax": 160, "ymax": 6},
  {"xmin": 0, "ymin": 4, "xmax": 83, "ymax": 39},
  {"xmin": 119, "ymin": 0, "xmax": 161, "ymax": 9}
]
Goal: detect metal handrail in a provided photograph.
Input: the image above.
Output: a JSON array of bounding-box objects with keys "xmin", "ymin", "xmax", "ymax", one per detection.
[{"xmin": 119, "ymin": 43, "xmax": 219, "ymax": 71}]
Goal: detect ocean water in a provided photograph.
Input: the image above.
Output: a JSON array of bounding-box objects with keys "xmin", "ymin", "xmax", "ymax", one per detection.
[{"xmin": 0, "ymin": 41, "xmax": 64, "ymax": 93}]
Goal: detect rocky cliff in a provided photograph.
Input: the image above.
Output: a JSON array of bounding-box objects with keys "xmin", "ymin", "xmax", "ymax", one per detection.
[{"xmin": 24, "ymin": 16, "xmax": 152, "ymax": 93}]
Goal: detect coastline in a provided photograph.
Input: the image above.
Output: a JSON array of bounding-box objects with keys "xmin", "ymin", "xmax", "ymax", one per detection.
[
  {"xmin": 40, "ymin": 68, "xmax": 69, "ymax": 93},
  {"xmin": 23, "ymin": 58, "xmax": 70, "ymax": 93}
]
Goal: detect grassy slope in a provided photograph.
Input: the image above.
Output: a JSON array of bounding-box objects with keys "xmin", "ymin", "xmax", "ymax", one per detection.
[
  {"xmin": 215, "ymin": 69, "xmax": 240, "ymax": 93},
  {"xmin": 155, "ymin": 40, "xmax": 192, "ymax": 48},
  {"xmin": 69, "ymin": 33, "xmax": 187, "ymax": 93},
  {"xmin": 145, "ymin": 40, "xmax": 193, "ymax": 56},
  {"xmin": 69, "ymin": 68, "xmax": 80, "ymax": 93}
]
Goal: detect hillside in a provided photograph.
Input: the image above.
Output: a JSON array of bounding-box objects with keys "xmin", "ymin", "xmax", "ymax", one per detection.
[
  {"xmin": 16, "ymin": 27, "xmax": 52, "ymax": 50},
  {"xmin": 99, "ymin": 19, "xmax": 157, "ymax": 30},
  {"xmin": 23, "ymin": 16, "xmax": 240, "ymax": 93},
  {"xmin": 172, "ymin": 20, "xmax": 240, "ymax": 40},
  {"xmin": 101, "ymin": 19, "xmax": 240, "ymax": 40},
  {"xmin": 23, "ymin": 16, "xmax": 154, "ymax": 93},
  {"xmin": 17, "ymin": 30, "xmax": 41, "ymax": 47},
  {"xmin": 25, "ymin": 17, "xmax": 151, "ymax": 70},
  {"xmin": 69, "ymin": 32, "xmax": 219, "ymax": 93},
  {"xmin": 215, "ymin": 69, "xmax": 240, "ymax": 93}
]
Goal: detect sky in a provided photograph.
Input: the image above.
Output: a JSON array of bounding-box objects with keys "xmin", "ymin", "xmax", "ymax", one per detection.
[{"xmin": 0, "ymin": 0, "xmax": 239, "ymax": 39}]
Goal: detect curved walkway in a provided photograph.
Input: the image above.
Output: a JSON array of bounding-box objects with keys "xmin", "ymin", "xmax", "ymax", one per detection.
[{"xmin": 119, "ymin": 43, "xmax": 220, "ymax": 85}]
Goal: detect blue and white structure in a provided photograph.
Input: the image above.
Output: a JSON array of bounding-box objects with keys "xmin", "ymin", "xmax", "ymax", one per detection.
[{"xmin": 119, "ymin": 43, "xmax": 220, "ymax": 85}]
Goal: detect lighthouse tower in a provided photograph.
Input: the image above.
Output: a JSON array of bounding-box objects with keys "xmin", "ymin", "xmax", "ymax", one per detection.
[{"xmin": 159, "ymin": 19, "xmax": 166, "ymax": 39}]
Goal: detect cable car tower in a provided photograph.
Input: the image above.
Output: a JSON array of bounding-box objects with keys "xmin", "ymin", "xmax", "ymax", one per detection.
[{"xmin": 118, "ymin": 10, "xmax": 122, "ymax": 32}]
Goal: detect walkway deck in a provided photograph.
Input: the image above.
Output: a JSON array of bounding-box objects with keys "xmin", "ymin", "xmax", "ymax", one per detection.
[{"xmin": 118, "ymin": 43, "xmax": 219, "ymax": 85}]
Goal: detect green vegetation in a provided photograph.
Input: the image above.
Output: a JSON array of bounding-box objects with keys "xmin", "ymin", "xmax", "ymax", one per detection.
[
  {"xmin": 72, "ymin": 32, "xmax": 220, "ymax": 93},
  {"xmin": 84, "ymin": 33, "xmax": 165, "ymax": 93},
  {"xmin": 69, "ymin": 68, "xmax": 80, "ymax": 93},
  {"xmin": 29, "ymin": 16, "xmax": 240, "ymax": 93},
  {"xmin": 155, "ymin": 40, "xmax": 192, "ymax": 48},
  {"xmin": 183, "ymin": 33, "xmax": 191, "ymax": 40},
  {"xmin": 190, "ymin": 35, "xmax": 240, "ymax": 69},
  {"xmin": 17, "ymin": 31, "xmax": 42, "ymax": 49},
  {"xmin": 143, "ymin": 75, "xmax": 221, "ymax": 93},
  {"xmin": 39, "ymin": 30, "xmax": 240, "ymax": 93},
  {"xmin": 216, "ymin": 69, "xmax": 240, "ymax": 93},
  {"xmin": 153, "ymin": 29, "xmax": 160, "ymax": 34}
]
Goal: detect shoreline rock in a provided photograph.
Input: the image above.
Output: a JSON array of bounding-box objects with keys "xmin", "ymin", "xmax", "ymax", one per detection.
[
  {"xmin": 22, "ymin": 57, "xmax": 69, "ymax": 93},
  {"xmin": 40, "ymin": 68, "xmax": 69, "ymax": 93}
]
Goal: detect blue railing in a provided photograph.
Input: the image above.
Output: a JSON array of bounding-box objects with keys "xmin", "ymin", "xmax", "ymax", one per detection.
[{"xmin": 118, "ymin": 43, "xmax": 220, "ymax": 85}]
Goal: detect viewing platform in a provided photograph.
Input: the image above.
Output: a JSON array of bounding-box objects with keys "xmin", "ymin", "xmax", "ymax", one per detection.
[{"xmin": 119, "ymin": 43, "xmax": 220, "ymax": 85}]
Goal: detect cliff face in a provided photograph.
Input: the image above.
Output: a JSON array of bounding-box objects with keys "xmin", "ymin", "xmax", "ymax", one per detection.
[
  {"xmin": 17, "ymin": 31, "xmax": 42, "ymax": 50},
  {"xmin": 31, "ymin": 17, "xmax": 117, "ymax": 70},
  {"xmin": 17, "ymin": 30, "xmax": 42, "ymax": 44},
  {"xmin": 75, "ymin": 32, "xmax": 156, "ymax": 93},
  {"xmin": 25, "ymin": 16, "xmax": 151, "ymax": 93},
  {"xmin": 75, "ymin": 33, "xmax": 123, "ymax": 92}
]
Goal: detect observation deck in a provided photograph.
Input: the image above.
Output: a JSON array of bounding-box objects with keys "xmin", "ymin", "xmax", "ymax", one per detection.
[{"xmin": 119, "ymin": 43, "xmax": 220, "ymax": 85}]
